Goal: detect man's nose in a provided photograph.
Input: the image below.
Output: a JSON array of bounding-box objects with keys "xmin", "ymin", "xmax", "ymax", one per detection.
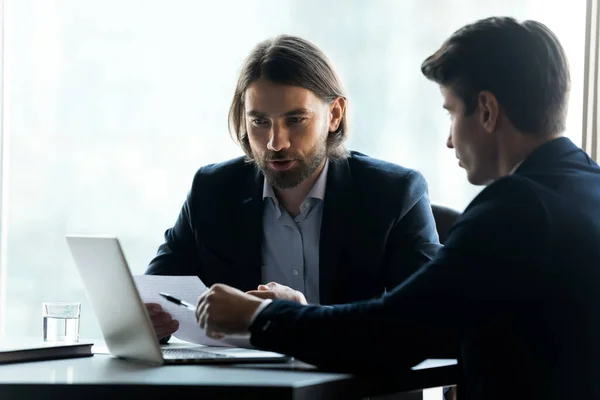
[
  {"xmin": 267, "ymin": 124, "xmax": 291, "ymax": 152},
  {"xmin": 446, "ymin": 130, "xmax": 454, "ymax": 149}
]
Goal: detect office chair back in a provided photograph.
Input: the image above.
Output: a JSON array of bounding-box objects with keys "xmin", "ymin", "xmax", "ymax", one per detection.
[{"xmin": 431, "ymin": 204, "xmax": 461, "ymax": 245}]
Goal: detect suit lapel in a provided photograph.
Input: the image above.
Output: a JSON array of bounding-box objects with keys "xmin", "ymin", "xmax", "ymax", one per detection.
[
  {"xmin": 319, "ymin": 157, "xmax": 354, "ymax": 305},
  {"xmin": 238, "ymin": 164, "xmax": 264, "ymax": 292},
  {"xmin": 516, "ymin": 137, "xmax": 583, "ymax": 173}
]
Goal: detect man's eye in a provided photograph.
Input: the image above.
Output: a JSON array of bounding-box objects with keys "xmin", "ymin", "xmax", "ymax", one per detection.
[
  {"xmin": 252, "ymin": 119, "xmax": 268, "ymax": 125},
  {"xmin": 289, "ymin": 117, "xmax": 306, "ymax": 124}
]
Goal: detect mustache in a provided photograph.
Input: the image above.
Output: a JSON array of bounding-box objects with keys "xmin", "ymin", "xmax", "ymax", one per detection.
[{"xmin": 264, "ymin": 151, "xmax": 299, "ymax": 162}]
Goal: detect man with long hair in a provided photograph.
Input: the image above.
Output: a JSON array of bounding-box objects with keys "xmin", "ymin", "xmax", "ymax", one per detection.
[{"xmin": 145, "ymin": 35, "xmax": 441, "ymax": 344}]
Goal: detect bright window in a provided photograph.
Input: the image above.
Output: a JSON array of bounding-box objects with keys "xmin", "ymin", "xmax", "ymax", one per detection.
[{"xmin": 0, "ymin": 0, "xmax": 588, "ymax": 340}]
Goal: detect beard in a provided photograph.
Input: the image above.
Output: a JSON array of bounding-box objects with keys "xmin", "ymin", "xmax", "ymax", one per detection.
[{"xmin": 253, "ymin": 139, "xmax": 327, "ymax": 190}]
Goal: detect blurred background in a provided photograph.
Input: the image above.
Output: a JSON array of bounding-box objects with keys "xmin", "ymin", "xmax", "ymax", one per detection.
[{"xmin": 0, "ymin": 0, "xmax": 588, "ymax": 340}]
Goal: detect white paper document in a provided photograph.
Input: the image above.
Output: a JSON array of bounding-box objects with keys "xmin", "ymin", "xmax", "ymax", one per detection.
[{"xmin": 133, "ymin": 275, "xmax": 252, "ymax": 348}]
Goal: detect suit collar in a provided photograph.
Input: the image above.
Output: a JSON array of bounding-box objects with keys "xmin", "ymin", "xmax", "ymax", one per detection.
[
  {"xmin": 238, "ymin": 163, "xmax": 264, "ymax": 291},
  {"xmin": 515, "ymin": 136, "xmax": 582, "ymax": 174},
  {"xmin": 237, "ymin": 156, "xmax": 355, "ymax": 300}
]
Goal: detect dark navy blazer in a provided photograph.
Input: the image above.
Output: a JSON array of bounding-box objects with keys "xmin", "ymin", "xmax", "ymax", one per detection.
[
  {"xmin": 146, "ymin": 151, "xmax": 442, "ymax": 305},
  {"xmin": 250, "ymin": 138, "xmax": 600, "ymax": 400}
]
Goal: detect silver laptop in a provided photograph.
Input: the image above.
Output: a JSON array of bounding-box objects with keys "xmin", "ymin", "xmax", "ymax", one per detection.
[{"xmin": 65, "ymin": 234, "xmax": 289, "ymax": 365}]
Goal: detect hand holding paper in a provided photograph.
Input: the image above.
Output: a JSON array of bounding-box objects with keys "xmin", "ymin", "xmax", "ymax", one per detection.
[
  {"xmin": 133, "ymin": 275, "xmax": 253, "ymax": 348},
  {"xmin": 196, "ymin": 283, "xmax": 265, "ymax": 337},
  {"xmin": 145, "ymin": 302, "xmax": 179, "ymax": 340}
]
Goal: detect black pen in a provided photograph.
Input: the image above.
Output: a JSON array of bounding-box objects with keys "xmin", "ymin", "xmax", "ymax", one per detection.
[{"xmin": 159, "ymin": 292, "xmax": 195, "ymax": 311}]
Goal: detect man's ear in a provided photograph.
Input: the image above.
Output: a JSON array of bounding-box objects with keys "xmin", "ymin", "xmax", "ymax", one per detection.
[
  {"xmin": 328, "ymin": 97, "xmax": 346, "ymax": 132},
  {"xmin": 478, "ymin": 91, "xmax": 500, "ymax": 133}
]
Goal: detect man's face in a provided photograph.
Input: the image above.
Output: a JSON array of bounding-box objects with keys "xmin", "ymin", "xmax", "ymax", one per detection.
[
  {"xmin": 442, "ymin": 86, "xmax": 497, "ymax": 185},
  {"xmin": 245, "ymin": 79, "xmax": 331, "ymax": 189}
]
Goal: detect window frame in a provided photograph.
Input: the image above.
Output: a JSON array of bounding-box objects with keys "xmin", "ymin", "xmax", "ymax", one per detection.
[
  {"xmin": 0, "ymin": 0, "xmax": 6, "ymax": 340},
  {"xmin": 582, "ymin": 0, "xmax": 600, "ymax": 160}
]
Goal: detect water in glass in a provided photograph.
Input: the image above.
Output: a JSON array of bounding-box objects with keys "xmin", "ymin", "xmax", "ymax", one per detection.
[{"xmin": 43, "ymin": 315, "xmax": 80, "ymax": 342}]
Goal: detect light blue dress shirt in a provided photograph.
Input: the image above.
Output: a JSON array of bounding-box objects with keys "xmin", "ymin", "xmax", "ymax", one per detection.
[{"xmin": 260, "ymin": 159, "xmax": 329, "ymax": 305}]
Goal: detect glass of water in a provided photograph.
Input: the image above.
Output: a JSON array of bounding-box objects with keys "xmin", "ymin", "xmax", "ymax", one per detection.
[{"xmin": 42, "ymin": 302, "xmax": 81, "ymax": 342}]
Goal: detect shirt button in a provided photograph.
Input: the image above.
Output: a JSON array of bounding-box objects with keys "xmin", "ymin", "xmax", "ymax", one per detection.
[{"xmin": 292, "ymin": 269, "xmax": 300, "ymax": 276}]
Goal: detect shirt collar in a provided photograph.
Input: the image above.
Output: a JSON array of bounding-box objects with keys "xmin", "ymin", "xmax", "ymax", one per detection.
[{"xmin": 262, "ymin": 158, "xmax": 329, "ymax": 205}]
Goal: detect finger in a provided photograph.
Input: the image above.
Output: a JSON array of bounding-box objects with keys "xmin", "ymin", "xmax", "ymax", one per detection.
[
  {"xmin": 152, "ymin": 317, "xmax": 177, "ymax": 332},
  {"xmin": 198, "ymin": 301, "xmax": 211, "ymax": 329},
  {"xmin": 156, "ymin": 320, "xmax": 179, "ymax": 339},
  {"xmin": 246, "ymin": 290, "xmax": 276, "ymax": 300},
  {"xmin": 154, "ymin": 318, "xmax": 179, "ymax": 336},
  {"xmin": 206, "ymin": 325, "xmax": 225, "ymax": 340},
  {"xmin": 257, "ymin": 284, "xmax": 269, "ymax": 291},
  {"xmin": 150, "ymin": 312, "xmax": 173, "ymax": 326},
  {"xmin": 268, "ymin": 281, "xmax": 293, "ymax": 291},
  {"xmin": 206, "ymin": 331, "xmax": 224, "ymax": 340},
  {"xmin": 204, "ymin": 311, "xmax": 225, "ymax": 339},
  {"xmin": 199, "ymin": 308, "xmax": 209, "ymax": 330},
  {"xmin": 196, "ymin": 290, "xmax": 209, "ymax": 309},
  {"xmin": 196, "ymin": 290, "xmax": 211, "ymax": 322},
  {"xmin": 145, "ymin": 303, "xmax": 163, "ymax": 316},
  {"xmin": 196, "ymin": 298, "xmax": 208, "ymax": 323}
]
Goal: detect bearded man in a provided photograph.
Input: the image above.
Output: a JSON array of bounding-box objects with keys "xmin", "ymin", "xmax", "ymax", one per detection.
[{"xmin": 144, "ymin": 34, "xmax": 441, "ymax": 343}]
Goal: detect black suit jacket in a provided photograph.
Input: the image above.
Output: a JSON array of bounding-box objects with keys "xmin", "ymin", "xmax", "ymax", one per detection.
[
  {"xmin": 249, "ymin": 138, "xmax": 600, "ymax": 400},
  {"xmin": 146, "ymin": 151, "xmax": 441, "ymax": 305}
]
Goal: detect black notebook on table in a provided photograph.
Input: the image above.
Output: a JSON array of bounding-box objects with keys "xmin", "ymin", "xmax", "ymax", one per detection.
[{"xmin": 0, "ymin": 341, "xmax": 93, "ymax": 364}]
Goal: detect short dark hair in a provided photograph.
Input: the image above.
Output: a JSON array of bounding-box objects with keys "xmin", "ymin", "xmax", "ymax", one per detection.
[
  {"xmin": 421, "ymin": 17, "xmax": 570, "ymax": 136},
  {"xmin": 229, "ymin": 35, "xmax": 349, "ymax": 160}
]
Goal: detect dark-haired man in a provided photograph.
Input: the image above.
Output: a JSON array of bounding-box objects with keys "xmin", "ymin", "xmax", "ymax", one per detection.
[
  {"xmin": 196, "ymin": 17, "xmax": 600, "ymax": 400},
  {"xmin": 144, "ymin": 35, "xmax": 441, "ymax": 343}
]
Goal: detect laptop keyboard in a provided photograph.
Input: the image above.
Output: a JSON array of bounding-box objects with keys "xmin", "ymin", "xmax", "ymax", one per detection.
[{"xmin": 162, "ymin": 348, "xmax": 232, "ymax": 360}]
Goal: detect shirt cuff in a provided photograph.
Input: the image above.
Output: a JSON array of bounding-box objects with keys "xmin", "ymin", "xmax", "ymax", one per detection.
[{"xmin": 249, "ymin": 299, "xmax": 273, "ymax": 327}]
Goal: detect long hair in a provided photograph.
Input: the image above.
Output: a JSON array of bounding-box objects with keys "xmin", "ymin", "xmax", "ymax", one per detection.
[{"xmin": 228, "ymin": 35, "xmax": 349, "ymax": 160}]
